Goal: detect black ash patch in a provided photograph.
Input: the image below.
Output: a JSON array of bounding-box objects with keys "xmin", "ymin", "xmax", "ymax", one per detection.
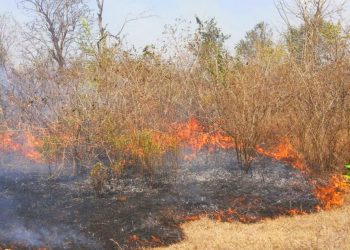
[{"xmin": 0, "ymin": 150, "xmax": 319, "ymax": 249}]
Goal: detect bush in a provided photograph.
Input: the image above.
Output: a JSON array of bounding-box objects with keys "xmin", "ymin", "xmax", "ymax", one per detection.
[{"xmin": 90, "ymin": 162, "xmax": 111, "ymax": 195}]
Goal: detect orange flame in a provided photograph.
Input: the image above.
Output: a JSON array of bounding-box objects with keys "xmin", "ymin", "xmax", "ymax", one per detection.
[
  {"xmin": 127, "ymin": 234, "xmax": 163, "ymax": 245},
  {"xmin": 257, "ymin": 139, "xmax": 306, "ymax": 171},
  {"xmin": 128, "ymin": 234, "xmax": 140, "ymax": 242},
  {"xmin": 210, "ymin": 209, "xmax": 259, "ymax": 223},
  {"xmin": 0, "ymin": 131, "xmax": 43, "ymax": 163},
  {"xmin": 288, "ymin": 209, "xmax": 307, "ymax": 216},
  {"xmin": 0, "ymin": 132, "xmax": 21, "ymax": 151},
  {"xmin": 174, "ymin": 118, "xmax": 234, "ymax": 159},
  {"xmin": 182, "ymin": 213, "xmax": 206, "ymax": 221},
  {"xmin": 150, "ymin": 235, "xmax": 162, "ymax": 243},
  {"xmin": 315, "ymin": 175, "xmax": 349, "ymax": 210},
  {"xmin": 183, "ymin": 208, "xmax": 259, "ymax": 224},
  {"xmin": 21, "ymin": 132, "xmax": 44, "ymax": 162}
]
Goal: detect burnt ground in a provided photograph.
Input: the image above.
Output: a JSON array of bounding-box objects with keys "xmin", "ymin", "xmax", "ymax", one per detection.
[{"xmin": 0, "ymin": 149, "xmax": 319, "ymax": 250}]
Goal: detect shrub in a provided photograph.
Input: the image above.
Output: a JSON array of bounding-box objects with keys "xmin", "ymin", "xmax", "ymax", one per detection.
[{"xmin": 90, "ymin": 162, "xmax": 111, "ymax": 195}]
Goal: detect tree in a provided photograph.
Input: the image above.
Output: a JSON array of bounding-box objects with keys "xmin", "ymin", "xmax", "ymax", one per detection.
[
  {"xmin": 19, "ymin": 0, "xmax": 90, "ymax": 68},
  {"xmin": 190, "ymin": 17, "xmax": 230, "ymax": 83},
  {"xmin": 96, "ymin": 0, "xmax": 107, "ymax": 55},
  {"xmin": 276, "ymin": 0, "xmax": 350, "ymax": 171},
  {"xmin": 285, "ymin": 19, "xmax": 349, "ymax": 64},
  {"xmin": 0, "ymin": 14, "xmax": 16, "ymax": 65},
  {"xmin": 235, "ymin": 22, "xmax": 273, "ymax": 63},
  {"xmin": 278, "ymin": 0, "xmax": 348, "ymax": 65},
  {"xmin": 0, "ymin": 14, "xmax": 17, "ymax": 121},
  {"xmin": 96, "ymin": 0, "xmax": 105, "ymax": 39}
]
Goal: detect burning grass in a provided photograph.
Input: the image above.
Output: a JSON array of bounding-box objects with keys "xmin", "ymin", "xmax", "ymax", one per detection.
[
  {"xmin": 0, "ymin": 120, "xmax": 349, "ymax": 249},
  {"xmin": 315, "ymin": 175, "xmax": 350, "ymax": 210},
  {"xmin": 0, "ymin": 147, "xmax": 322, "ymax": 249},
  {"xmin": 0, "ymin": 131, "xmax": 43, "ymax": 163},
  {"xmin": 256, "ymin": 138, "xmax": 306, "ymax": 172}
]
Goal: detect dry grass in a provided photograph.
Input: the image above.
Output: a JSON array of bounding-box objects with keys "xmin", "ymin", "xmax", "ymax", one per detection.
[{"xmin": 154, "ymin": 195, "xmax": 350, "ymax": 250}]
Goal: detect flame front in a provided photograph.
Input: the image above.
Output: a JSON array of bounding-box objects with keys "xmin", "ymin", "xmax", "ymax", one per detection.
[
  {"xmin": 183, "ymin": 208, "xmax": 259, "ymax": 223},
  {"xmin": 0, "ymin": 132, "xmax": 21, "ymax": 151},
  {"xmin": 0, "ymin": 131, "xmax": 43, "ymax": 163},
  {"xmin": 288, "ymin": 209, "xmax": 307, "ymax": 216},
  {"xmin": 174, "ymin": 118, "xmax": 234, "ymax": 159},
  {"xmin": 315, "ymin": 175, "xmax": 349, "ymax": 210},
  {"xmin": 257, "ymin": 139, "xmax": 306, "ymax": 171}
]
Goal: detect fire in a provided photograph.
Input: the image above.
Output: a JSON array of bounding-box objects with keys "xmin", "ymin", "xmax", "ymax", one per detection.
[
  {"xmin": 257, "ymin": 138, "xmax": 306, "ymax": 171},
  {"xmin": 315, "ymin": 175, "xmax": 349, "ymax": 210},
  {"xmin": 128, "ymin": 234, "xmax": 140, "ymax": 242},
  {"xmin": 0, "ymin": 131, "xmax": 43, "ymax": 163},
  {"xmin": 183, "ymin": 208, "xmax": 260, "ymax": 224},
  {"xmin": 0, "ymin": 131, "xmax": 21, "ymax": 151},
  {"xmin": 256, "ymin": 139, "xmax": 350, "ymax": 211},
  {"xmin": 119, "ymin": 118, "xmax": 235, "ymax": 161},
  {"xmin": 174, "ymin": 118, "xmax": 234, "ymax": 159},
  {"xmin": 21, "ymin": 132, "xmax": 44, "ymax": 162},
  {"xmin": 150, "ymin": 235, "xmax": 162, "ymax": 243},
  {"xmin": 209, "ymin": 209, "xmax": 259, "ymax": 223},
  {"xmin": 127, "ymin": 234, "xmax": 163, "ymax": 245},
  {"xmin": 288, "ymin": 209, "xmax": 307, "ymax": 216},
  {"xmin": 182, "ymin": 214, "xmax": 205, "ymax": 221}
]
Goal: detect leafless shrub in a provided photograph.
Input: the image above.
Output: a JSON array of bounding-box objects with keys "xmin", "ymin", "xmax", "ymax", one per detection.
[{"xmin": 2, "ymin": 0, "xmax": 350, "ymax": 178}]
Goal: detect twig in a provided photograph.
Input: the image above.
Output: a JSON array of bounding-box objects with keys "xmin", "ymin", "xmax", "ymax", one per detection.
[{"xmin": 110, "ymin": 238, "xmax": 123, "ymax": 250}]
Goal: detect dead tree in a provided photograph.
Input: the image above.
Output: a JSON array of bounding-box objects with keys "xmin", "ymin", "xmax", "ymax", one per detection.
[
  {"xmin": 96, "ymin": 0, "xmax": 105, "ymax": 40},
  {"xmin": 276, "ymin": 0, "xmax": 347, "ymax": 65},
  {"xmin": 19, "ymin": 0, "xmax": 90, "ymax": 68},
  {"xmin": 0, "ymin": 14, "xmax": 17, "ymax": 121}
]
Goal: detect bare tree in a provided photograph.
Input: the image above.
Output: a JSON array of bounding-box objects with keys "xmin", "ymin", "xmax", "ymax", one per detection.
[
  {"xmin": 0, "ymin": 13, "xmax": 16, "ymax": 65},
  {"xmin": 0, "ymin": 14, "xmax": 17, "ymax": 121},
  {"xmin": 276, "ymin": 0, "xmax": 347, "ymax": 64},
  {"xmin": 95, "ymin": 1, "xmax": 155, "ymax": 54},
  {"xmin": 96, "ymin": 0, "xmax": 105, "ymax": 40},
  {"xmin": 19, "ymin": 0, "xmax": 90, "ymax": 68},
  {"xmin": 96, "ymin": 0, "xmax": 106, "ymax": 54}
]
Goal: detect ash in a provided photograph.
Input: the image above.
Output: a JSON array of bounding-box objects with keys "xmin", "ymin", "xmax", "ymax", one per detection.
[{"xmin": 0, "ymin": 149, "xmax": 319, "ymax": 249}]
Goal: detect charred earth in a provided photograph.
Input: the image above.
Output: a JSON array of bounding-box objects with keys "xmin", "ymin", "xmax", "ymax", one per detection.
[{"xmin": 0, "ymin": 149, "xmax": 320, "ymax": 249}]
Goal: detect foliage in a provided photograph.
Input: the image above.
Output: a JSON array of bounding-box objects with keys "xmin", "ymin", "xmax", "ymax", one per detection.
[
  {"xmin": 345, "ymin": 164, "xmax": 350, "ymax": 181},
  {"xmin": 114, "ymin": 129, "xmax": 180, "ymax": 177},
  {"xmin": 285, "ymin": 20, "xmax": 347, "ymax": 64},
  {"xmin": 190, "ymin": 17, "xmax": 230, "ymax": 84},
  {"xmin": 235, "ymin": 22, "xmax": 274, "ymax": 63},
  {"xmin": 90, "ymin": 162, "xmax": 110, "ymax": 195}
]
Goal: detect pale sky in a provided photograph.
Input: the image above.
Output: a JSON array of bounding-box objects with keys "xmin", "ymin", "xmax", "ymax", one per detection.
[{"xmin": 0, "ymin": 0, "xmax": 348, "ymax": 51}]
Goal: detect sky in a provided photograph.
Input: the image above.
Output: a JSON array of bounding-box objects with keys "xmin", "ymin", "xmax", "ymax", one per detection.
[
  {"xmin": 0, "ymin": 0, "xmax": 285, "ymax": 50},
  {"xmin": 0, "ymin": 0, "xmax": 348, "ymax": 51},
  {"xmin": 95, "ymin": 0, "xmax": 284, "ymax": 49}
]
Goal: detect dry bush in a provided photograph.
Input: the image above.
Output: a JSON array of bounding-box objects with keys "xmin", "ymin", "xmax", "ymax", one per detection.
[
  {"xmin": 276, "ymin": 0, "xmax": 350, "ymax": 172},
  {"xmin": 90, "ymin": 162, "xmax": 110, "ymax": 195},
  {"xmin": 4, "ymin": 0, "xmax": 350, "ymax": 179},
  {"xmin": 28, "ymin": 44, "xmax": 185, "ymax": 178},
  {"xmin": 213, "ymin": 62, "xmax": 281, "ymax": 171},
  {"xmin": 283, "ymin": 62, "xmax": 350, "ymax": 172}
]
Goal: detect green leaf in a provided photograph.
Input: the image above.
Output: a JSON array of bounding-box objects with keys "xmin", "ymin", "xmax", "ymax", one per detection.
[{"xmin": 345, "ymin": 164, "xmax": 350, "ymax": 169}]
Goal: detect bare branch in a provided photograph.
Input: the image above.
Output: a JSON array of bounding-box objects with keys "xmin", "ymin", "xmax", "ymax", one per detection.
[{"xmin": 19, "ymin": 0, "xmax": 90, "ymax": 69}]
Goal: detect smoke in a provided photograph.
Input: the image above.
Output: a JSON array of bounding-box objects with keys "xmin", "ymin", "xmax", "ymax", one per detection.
[
  {"xmin": 0, "ymin": 190, "xmax": 100, "ymax": 249},
  {"xmin": 0, "ymin": 144, "xmax": 319, "ymax": 249},
  {"xmin": 0, "ymin": 165, "xmax": 101, "ymax": 249}
]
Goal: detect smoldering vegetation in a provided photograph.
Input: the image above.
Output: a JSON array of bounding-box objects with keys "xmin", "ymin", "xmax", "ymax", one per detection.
[{"xmin": 0, "ymin": 148, "xmax": 319, "ymax": 250}]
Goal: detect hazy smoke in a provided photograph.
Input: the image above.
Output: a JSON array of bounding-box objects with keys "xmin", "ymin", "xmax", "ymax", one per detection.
[{"xmin": 0, "ymin": 192, "xmax": 100, "ymax": 249}]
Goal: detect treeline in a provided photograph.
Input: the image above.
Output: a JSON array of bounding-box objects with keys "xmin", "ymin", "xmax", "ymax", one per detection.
[{"xmin": 0, "ymin": 0, "xmax": 349, "ymax": 178}]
